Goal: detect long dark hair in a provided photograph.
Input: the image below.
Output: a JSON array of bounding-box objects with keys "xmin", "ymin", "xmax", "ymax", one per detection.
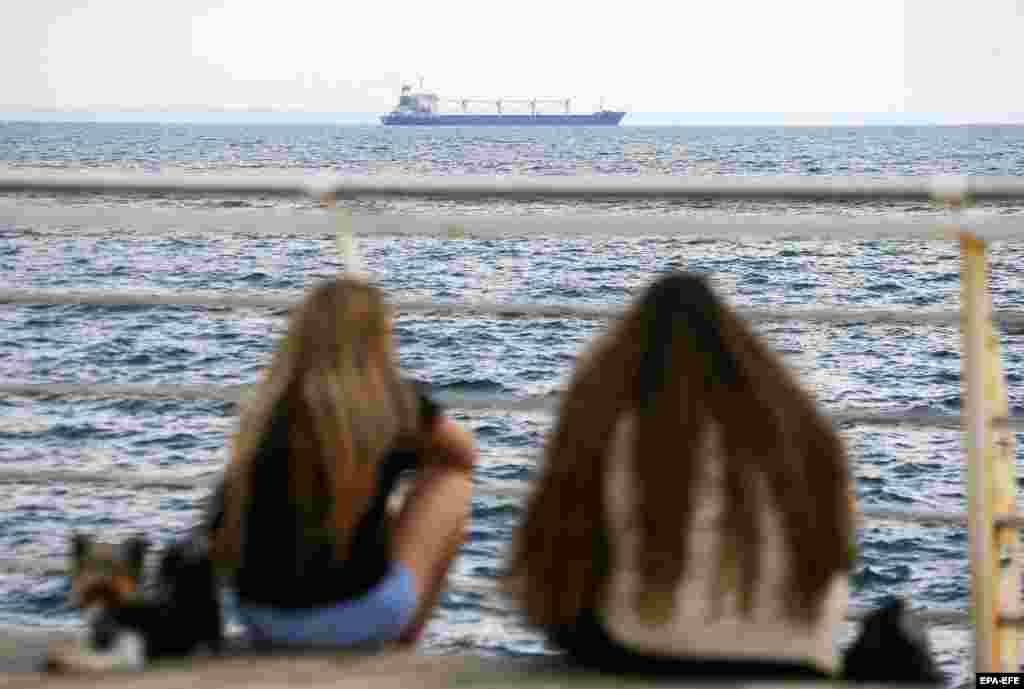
[
  {"xmin": 212, "ymin": 277, "xmax": 418, "ymax": 572},
  {"xmin": 508, "ymin": 272, "xmax": 855, "ymax": 630}
]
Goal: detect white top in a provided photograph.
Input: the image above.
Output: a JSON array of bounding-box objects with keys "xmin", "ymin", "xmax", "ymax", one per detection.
[{"xmin": 599, "ymin": 416, "xmax": 849, "ymax": 674}]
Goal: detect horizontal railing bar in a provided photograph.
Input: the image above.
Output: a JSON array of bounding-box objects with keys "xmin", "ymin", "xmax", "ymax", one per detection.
[
  {"xmin": 860, "ymin": 507, "xmax": 965, "ymax": 527},
  {"xmin": 0, "ymin": 382, "xmax": 249, "ymax": 403},
  {"xmin": 5, "ymin": 287, "xmax": 1024, "ymax": 327},
  {"xmin": 2, "ymin": 462, "xmax": 1023, "ymax": 529},
  {"xmin": 0, "ymin": 172, "xmax": 312, "ymax": 198},
  {"xmin": 3, "ymin": 382, "xmax": 1023, "ymax": 432},
  {"xmin": 0, "ymin": 558, "xmax": 68, "ymax": 577},
  {"xmin": 3, "ymin": 172, "xmax": 1024, "ymax": 203},
  {"xmin": 0, "ymin": 287, "xmax": 300, "ymax": 311},
  {"xmin": 851, "ymin": 605, "xmax": 969, "ymax": 627},
  {"xmin": 833, "ymin": 411, "xmax": 958, "ymax": 430},
  {"xmin": 856, "ymin": 506, "xmax": 1024, "ymax": 529},
  {"xmin": 0, "ymin": 550, "xmax": 979, "ymax": 629},
  {"xmin": 0, "ymin": 467, "xmax": 215, "ymax": 491},
  {"xmin": 452, "ymin": 574, "xmax": 974, "ymax": 627},
  {"xmin": 329, "ymin": 175, "xmax": 1024, "ymax": 203},
  {"xmin": 4, "ymin": 205, "xmax": 1024, "ymax": 241},
  {"xmin": 0, "ymin": 548, "xmax": 977, "ymax": 629},
  {"xmin": 831, "ymin": 411, "xmax": 1024, "ymax": 432}
]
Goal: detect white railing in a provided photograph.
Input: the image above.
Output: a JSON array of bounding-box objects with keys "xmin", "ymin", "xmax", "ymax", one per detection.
[
  {"xmin": 5, "ymin": 286, "xmax": 1024, "ymax": 329},
  {"xmin": 1, "ymin": 172, "xmax": 1022, "ymax": 674},
  {"xmin": 3, "ymin": 170, "xmax": 1024, "ymax": 202},
  {"xmin": 5, "ymin": 204, "xmax": 1024, "ymax": 242}
]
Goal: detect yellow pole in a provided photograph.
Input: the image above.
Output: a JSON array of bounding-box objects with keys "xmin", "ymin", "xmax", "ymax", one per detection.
[
  {"xmin": 985, "ymin": 291, "xmax": 1020, "ymax": 671},
  {"xmin": 335, "ymin": 207, "xmax": 360, "ymax": 275},
  {"xmin": 962, "ymin": 230, "xmax": 996, "ymax": 673},
  {"xmin": 320, "ymin": 193, "xmax": 362, "ymax": 276}
]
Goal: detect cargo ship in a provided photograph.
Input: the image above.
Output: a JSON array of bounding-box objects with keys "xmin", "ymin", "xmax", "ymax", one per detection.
[{"xmin": 380, "ymin": 83, "xmax": 625, "ymax": 126}]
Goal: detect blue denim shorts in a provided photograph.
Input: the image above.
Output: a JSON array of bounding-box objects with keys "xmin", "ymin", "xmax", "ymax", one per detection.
[{"xmin": 237, "ymin": 561, "xmax": 418, "ymax": 648}]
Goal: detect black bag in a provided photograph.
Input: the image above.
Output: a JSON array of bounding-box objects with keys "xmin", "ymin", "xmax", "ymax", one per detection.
[{"xmin": 841, "ymin": 597, "xmax": 944, "ymax": 685}]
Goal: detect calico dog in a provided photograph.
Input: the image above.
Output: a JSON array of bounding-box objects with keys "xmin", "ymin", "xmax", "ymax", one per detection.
[
  {"xmin": 45, "ymin": 533, "xmax": 223, "ymax": 673},
  {"xmin": 841, "ymin": 597, "xmax": 945, "ymax": 685}
]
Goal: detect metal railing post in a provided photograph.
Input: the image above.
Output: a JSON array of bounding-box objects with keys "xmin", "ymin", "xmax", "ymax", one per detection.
[
  {"xmin": 962, "ymin": 229, "xmax": 997, "ymax": 673},
  {"xmin": 985, "ymin": 278, "xmax": 1021, "ymax": 672},
  {"xmin": 320, "ymin": 193, "xmax": 362, "ymax": 277}
]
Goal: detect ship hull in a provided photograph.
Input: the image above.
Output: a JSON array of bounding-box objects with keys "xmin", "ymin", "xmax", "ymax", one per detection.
[{"xmin": 380, "ymin": 111, "xmax": 625, "ymax": 126}]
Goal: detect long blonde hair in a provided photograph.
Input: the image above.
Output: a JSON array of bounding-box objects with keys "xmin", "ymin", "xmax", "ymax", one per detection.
[
  {"xmin": 508, "ymin": 272, "xmax": 855, "ymax": 631},
  {"xmin": 213, "ymin": 277, "xmax": 418, "ymax": 571}
]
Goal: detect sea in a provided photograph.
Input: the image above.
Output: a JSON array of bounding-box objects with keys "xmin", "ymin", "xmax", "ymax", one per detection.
[{"xmin": 2, "ymin": 121, "xmax": 1024, "ymax": 684}]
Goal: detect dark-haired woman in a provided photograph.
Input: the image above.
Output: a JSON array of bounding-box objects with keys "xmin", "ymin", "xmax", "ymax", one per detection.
[{"xmin": 509, "ymin": 272, "xmax": 855, "ymax": 679}]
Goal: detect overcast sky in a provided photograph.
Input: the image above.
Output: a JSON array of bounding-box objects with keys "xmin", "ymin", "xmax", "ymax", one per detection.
[{"xmin": 3, "ymin": 0, "xmax": 1023, "ymax": 122}]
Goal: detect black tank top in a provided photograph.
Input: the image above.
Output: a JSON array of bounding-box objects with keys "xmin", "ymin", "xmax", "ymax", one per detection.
[{"xmin": 207, "ymin": 382, "xmax": 440, "ymax": 609}]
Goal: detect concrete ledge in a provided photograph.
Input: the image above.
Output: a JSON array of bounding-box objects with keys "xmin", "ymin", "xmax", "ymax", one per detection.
[
  {"xmin": 0, "ymin": 627, "xmax": 587, "ymax": 687},
  {"xmin": 0, "ymin": 628, "xmax": 943, "ymax": 689},
  {"xmin": 3, "ymin": 651, "xmax": 577, "ymax": 689}
]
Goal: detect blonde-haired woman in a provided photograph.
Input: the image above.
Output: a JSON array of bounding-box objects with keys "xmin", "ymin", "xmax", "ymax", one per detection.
[
  {"xmin": 509, "ymin": 272, "xmax": 855, "ymax": 679},
  {"xmin": 208, "ymin": 276, "xmax": 477, "ymax": 647}
]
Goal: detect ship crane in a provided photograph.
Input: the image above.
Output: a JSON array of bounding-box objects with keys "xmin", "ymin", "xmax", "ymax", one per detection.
[{"xmin": 445, "ymin": 97, "xmax": 574, "ymax": 115}]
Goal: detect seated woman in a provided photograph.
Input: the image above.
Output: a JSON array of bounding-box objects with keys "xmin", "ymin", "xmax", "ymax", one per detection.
[
  {"xmin": 507, "ymin": 272, "xmax": 856, "ymax": 680},
  {"xmin": 207, "ymin": 276, "xmax": 478, "ymax": 648}
]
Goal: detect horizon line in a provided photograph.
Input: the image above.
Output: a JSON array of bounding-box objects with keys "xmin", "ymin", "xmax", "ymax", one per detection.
[{"xmin": 3, "ymin": 109, "xmax": 1024, "ymax": 127}]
